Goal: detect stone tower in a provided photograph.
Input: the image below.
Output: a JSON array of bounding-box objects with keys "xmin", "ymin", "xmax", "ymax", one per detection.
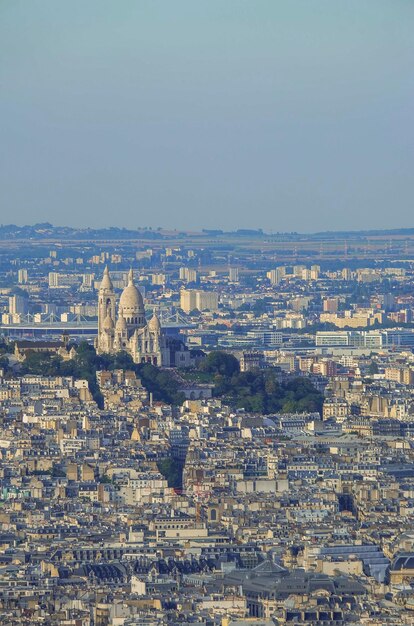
[{"xmin": 97, "ymin": 266, "xmax": 116, "ymax": 352}]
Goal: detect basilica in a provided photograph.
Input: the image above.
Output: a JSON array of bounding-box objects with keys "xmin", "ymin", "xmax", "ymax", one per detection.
[{"xmin": 95, "ymin": 267, "xmax": 170, "ymax": 366}]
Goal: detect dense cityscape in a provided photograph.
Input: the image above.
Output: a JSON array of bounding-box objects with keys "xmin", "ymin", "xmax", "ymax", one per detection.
[
  {"xmin": 0, "ymin": 227, "xmax": 413, "ymax": 624},
  {"xmin": 3, "ymin": 0, "xmax": 413, "ymax": 622}
]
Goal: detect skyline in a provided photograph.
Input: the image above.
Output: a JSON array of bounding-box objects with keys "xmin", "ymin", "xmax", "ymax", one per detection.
[
  {"xmin": 5, "ymin": 220, "xmax": 414, "ymax": 237},
  {"xmin": 1, "ymin": 1, "xmax": 414, "ymax": 232},
  {"xmin": 3, "ymin": 4, "xmax": 414, "ymax": 621},
  {"xmin": 2, "ymin": 188, "xmax": 414, "ymax": 622}
]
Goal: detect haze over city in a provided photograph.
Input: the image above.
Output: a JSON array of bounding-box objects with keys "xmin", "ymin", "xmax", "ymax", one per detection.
[{"xmin": 1, "ymin": 0, "xmax": 413, "ymax": 232}]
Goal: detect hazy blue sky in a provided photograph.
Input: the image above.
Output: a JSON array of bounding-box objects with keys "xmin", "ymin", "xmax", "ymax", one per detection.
[{"xmin": 1, "ymin": 1, "xmax": 413, "ymax": 232}]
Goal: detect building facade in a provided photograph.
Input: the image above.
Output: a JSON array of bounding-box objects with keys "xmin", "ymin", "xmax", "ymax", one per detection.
[
  {"xmin": 180, "ymin": 289, "xmax": 219, "ymax": 313},
  {"xmin": 95, "ymin": 267, "xmax": 170, "ymax": 366}
]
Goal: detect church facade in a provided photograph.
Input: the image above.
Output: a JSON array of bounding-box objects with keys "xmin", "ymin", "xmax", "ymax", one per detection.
[{"xmin": 95, "ymin": 267, "xmax": 170, "ymax": 366}]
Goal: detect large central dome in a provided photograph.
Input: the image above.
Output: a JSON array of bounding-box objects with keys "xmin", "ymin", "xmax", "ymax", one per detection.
[{"xmin": 119, "ymin": 269, "xmax": 145, "ymax": 316}]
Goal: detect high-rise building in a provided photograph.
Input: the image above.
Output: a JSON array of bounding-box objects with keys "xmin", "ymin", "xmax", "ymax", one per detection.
[
  {"xmin": 180, "ymin": 289, "xmax": 219, "ymax": 313},
  {"xmin": 82, "ymin": 273, "xmax": 94, "ymax": 288},
  {"xmin": 311, "ymin": 264, "xmax": 321, "ymax": 276},
  {"xmin": 9, "ymin": 294, "xmax": 28, "ymax": 315},
  {"xmin": 293, "ymin": 265, "xmax": 306, "ymax": 277},
  {"xmin": 179, "ymin": 267, "xmax": 198, "ymax": 283},
  {"xmin": 197, "ymin": 291, "xmax": 218, "ymax": 311},
  {"xmin": 180, "ymin": 290, "xmax": 197, "ymax": 313},
  {"xmin": 48, "ymin": 273, "xmax": 82, "ymax": 288},
  {"xmin": 187, "ymin": 269, "xmax": 197, "ymax": 283},
  {"xmin": 151, "ymin": 273, "xmax": 166, "ymax": 286},
  {"xmin": 18, "ymin": 269, "xmax": 28, "ymax": 284},
  {"xmin": 267, "ymin": 267, "xmax": 286, "ymax": 285},
  {"xmin": 228, "ymin": 267, "xmax": 239, "ymax": 282},
  {"xmin": 48, "ymin": 272, "xmax": 59, "ymax": 288}
]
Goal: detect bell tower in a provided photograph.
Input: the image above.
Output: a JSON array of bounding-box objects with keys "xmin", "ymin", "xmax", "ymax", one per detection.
[{"xmin": 97, "ymin": 266, "xmax": 116, "ymax": 352}]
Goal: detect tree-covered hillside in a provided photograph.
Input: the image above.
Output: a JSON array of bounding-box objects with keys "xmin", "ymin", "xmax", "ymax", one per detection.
[{"xmin": 21, "ymin": 345, "xmax": 323, "ymax": 415}]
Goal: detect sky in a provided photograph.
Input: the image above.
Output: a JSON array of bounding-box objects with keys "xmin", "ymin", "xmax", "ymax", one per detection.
[{"xmin": 1, "ymin": 1, "xmax": 413, "ymax": 233}]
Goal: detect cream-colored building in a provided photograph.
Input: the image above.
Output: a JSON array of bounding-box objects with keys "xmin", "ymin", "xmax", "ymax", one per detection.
[
  {"xmin": 180, "ymin": 289, "xmax": 219, "ymax": 313},
  {"xmin": 95, "ymin": 267, "xmax": 170, "ymax": 366}
]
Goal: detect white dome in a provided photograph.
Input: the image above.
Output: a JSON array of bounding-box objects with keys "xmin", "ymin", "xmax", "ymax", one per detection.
[
  {"xmin": 119, "ymin": 269, "xmax": 144, "ymax": 314},
  {"xmin": 148, "ymin": 314, "xmax": 161, "ymax": 332},
  {"xmin": 103, "ymin": 313, "xmax": 114, "ymax": 331},
  {"xmin": 116, "ymin": 314, "xmax": 127, "ymax": 331}
]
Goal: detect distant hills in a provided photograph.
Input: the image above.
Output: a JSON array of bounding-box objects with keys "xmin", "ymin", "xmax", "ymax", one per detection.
[
  {"xmin": 0, "ymin": 223, "xmax": 413, "ymax": 240},
  {"xmin": 0, "ymin": 223, "xmax": 164, "ymax": 240}
]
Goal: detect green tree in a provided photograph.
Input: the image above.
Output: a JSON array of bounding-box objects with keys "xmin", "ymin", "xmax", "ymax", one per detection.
[
  {"xmin": 368, "ymin": 360, "xmax": 379, "ymax": 375},
  {"xmin": 22, "ymin": 351, "xmax": 62, "ymax": 376},
  {"xmin": 195, "ymin": 357, "xmax": 323, "ymax": 416},
  {"xmin": 200, "ymin": 351, "xmax": 240, "ymax": 377},
  {"xmin": 157, "ymin": 458, "xmax": 184, "ymax": 489},
  {"xmin": 136, "ymin": 364, "xmax": 185, "ymax": 405}
]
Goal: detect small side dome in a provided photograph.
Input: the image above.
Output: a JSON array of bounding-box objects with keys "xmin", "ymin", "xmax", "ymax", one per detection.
[
  {"xmin": 103, "ymin": 314, "xmax": 114, "ymax": 331},
  {"xmin": 116, "ymin": 314, "xmax": 127, "ymax": 331},
  {"xmin": 148, "ymin": 314, "xmax": 161, "ymax": 332}
]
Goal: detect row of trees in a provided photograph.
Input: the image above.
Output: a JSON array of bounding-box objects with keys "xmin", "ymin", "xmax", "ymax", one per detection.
[
  {"xmin": 21, "ymin": 344, "xmax": 323, "ymax": 415},
  {"xmin": 21, "ymin": 342, "xmax": 185, "ymax": 408},
  {"xmin": 198, "ymin": 351, "xmax": 323, "ymax": 414},
  {"xmin": 21, "ymin": 343, "xmax": 106, "ymax": 407}
]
